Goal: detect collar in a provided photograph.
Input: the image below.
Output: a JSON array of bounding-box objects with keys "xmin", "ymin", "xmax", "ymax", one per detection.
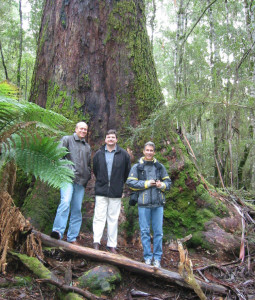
[
  {"xmin": 105, "ymin": 145, "xmax": 117, "ymax": 153},
  {"xmin": 139, "ymin": 157, "xmax": 157, "ymax": 164},
  {"xmin": 73, "ymin": 133, "xmax": 86, "ymax": 143}
]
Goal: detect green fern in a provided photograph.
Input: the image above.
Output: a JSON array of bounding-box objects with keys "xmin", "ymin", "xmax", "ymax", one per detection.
[
  {"xmin": 0, "ymin": 94, "xmax": 75, "ymax": 188},
  {"xmin": 0, "ymin": 80, "xmax": 21, "ymax": 100}
]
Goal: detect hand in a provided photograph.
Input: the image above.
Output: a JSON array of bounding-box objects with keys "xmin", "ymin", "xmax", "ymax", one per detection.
[
  {"xmin": 156, "ymin": 180, "xmax": 163, "ymax": 188},
  {"xmin": 148, "ymin": 179, "xmax": 157, "ymax": 186}
]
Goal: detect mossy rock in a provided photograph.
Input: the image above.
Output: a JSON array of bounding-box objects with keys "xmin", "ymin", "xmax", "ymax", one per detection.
[
  {"xmin": 62, "ymin": 293, "xmax": 83, "ymax": 300},
  {"xmin": 78, "ymin": 264, "xmax": 121, "ymax": 295}
]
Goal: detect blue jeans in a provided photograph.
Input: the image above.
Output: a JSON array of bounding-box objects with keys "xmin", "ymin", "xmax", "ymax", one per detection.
[
  {"xmin": 138, "ymin": 206, "xmax": 163, "ymax": 261},
  {"xmin": 52, "ymin": 183, "xmax": 85, "ymax": 242}
]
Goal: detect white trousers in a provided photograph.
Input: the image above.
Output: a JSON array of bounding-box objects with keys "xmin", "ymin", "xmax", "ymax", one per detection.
[{"xmin": 93, "ymin": 196, "xmax": 121, "ymax": 247}]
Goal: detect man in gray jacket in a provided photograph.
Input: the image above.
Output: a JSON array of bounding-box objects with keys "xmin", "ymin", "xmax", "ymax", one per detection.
[
  {"xmin": 51, "ymin": 122, "xmax": 91, "ymax": 245},
  {"xmin": 126, "ymin": 141, "xmax": 171, "ymax": 267}
]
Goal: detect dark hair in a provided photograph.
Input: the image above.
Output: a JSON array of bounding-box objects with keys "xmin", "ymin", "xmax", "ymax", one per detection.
[
  {"xmin": 144, "ymin": 141, "xmax": 155, "ymax": 151},
  {"xmin": 106, "ymin": 129, "xmax": 117, "ymax": 138}
]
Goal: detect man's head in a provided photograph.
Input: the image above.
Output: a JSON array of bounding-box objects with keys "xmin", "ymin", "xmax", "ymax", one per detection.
[
  {"xmin": 143, "ymin": 141, "xmax": 155, "ymax": 161},
  {"xmin": 75, "ymin": 122, "xmax": 88, "ymax": 139},
  {"xmin": 105, "ymin": 129, "xmax": 117, "ymax": 148}
]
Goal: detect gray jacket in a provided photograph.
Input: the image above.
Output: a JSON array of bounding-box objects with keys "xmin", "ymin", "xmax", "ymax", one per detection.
[
  {"xmin": 60, "ymin": 133, "xmax": 91, "ymax": 187},
  {"xmin": 126, "ymin": 157, "xmax": 171, "ymax": 207}
]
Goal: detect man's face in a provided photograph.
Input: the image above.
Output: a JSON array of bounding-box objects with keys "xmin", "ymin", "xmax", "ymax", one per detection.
[
  {"xmin": 105, "ymin": 134, "xmax": 117, "ymax": 147},
  {"xmin": 75, "ymin": 123, "xmax": 88, "ymax": 139},
  {"xmin": 143, "ymin": 145, "xmax": 155, "ymax": 161}
]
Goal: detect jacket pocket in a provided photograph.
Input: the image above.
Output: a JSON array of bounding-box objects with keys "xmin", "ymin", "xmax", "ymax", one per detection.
[{"xmin": 138, "ymin": 191, "xmax": 149, "ymax": 206}]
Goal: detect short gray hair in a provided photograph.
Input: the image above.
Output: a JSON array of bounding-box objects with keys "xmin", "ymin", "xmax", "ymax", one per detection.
[
  {"xmin": 144, "ymin": 141, "xmax": 155, "ymax": 151},
  {"xmin": 76, "ymin": 121, "xmax": 88, "ymax": 129}
]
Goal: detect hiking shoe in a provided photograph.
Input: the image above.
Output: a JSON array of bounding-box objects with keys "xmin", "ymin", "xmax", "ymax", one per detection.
[
  {"xmin": 107, "ymin": 247, "xmax": 118, "ymax": 254},
  {"xmin": 93, "ymin": 242, "xmax": 100, "ymax": 250},
  {"xmin": 144, "ymin": 259, "xmax": 152, "ymax": 265},
  {"xmin": 153, "ymin": 260, "xmax": 161, "ymax": 268},
  {"xmin": 50, "ymin": 231, "xmax": 60, "ymax": 240}
]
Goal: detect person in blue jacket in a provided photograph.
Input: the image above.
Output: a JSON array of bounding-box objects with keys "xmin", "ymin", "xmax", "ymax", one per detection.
[{"xmin": 126, "ymin": 141, "xmax": 171, "ymax": 268}]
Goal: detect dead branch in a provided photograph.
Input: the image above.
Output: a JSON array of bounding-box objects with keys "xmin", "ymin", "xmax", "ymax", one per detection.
[
  {"xmin": 33, "ymin": 230, "xmax": 229, "ymax": 295},
  {"xmin": 37, "ymin": 278, "xmax": 103, "ymax": 300},
  {"xmin": 177, "ymin": 241, "xmax": 207, "ymax": 300}
]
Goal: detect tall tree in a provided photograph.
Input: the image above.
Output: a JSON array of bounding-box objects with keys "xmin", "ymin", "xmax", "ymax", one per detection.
[
  {"xmin": 17, "ymin": 0, "xmax": 23, "ymax": 88},
  {"xmin": 29, "ymin": 0, "xmax": 163, "ymax": 143}
]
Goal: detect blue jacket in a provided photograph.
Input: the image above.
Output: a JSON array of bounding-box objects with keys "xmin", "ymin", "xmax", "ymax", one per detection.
[{"xmin": 126, "ymin": 157, "xmax": 171, "ymax": 207}]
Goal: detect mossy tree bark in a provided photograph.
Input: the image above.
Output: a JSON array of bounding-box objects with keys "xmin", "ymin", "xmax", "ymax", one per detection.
[{"xmin": 29, "ymin": 0, "xmax": 162, "ymax": 144}]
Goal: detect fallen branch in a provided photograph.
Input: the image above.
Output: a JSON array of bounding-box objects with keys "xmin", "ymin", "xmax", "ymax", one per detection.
[
  {"xmin": 33, "ymin": 230, "xmax": 229, "ymax": 295},
  {"xmin": 37, "ymin": 278, "xmax": 103, "ymax": 300}
]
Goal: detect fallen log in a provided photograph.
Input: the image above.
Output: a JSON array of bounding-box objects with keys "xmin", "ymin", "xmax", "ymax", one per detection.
[{"xmin": 33, "ymin": 230, "xmax": 228, "ymax": 296}]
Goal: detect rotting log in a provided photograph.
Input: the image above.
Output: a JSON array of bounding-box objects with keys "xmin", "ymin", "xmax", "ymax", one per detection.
[{"xmin": 33, "ymin": 230, "xmax": 229, "ymax": 295}]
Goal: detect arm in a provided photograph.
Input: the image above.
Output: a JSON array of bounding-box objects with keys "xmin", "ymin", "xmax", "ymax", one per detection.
[
  {"xmin": 93, "ymin": 153, "xmax": 98, "ymax": 178},
  {"xmin": 87, "ymin": 146, "xmax": 92, "ymax": 176},
  {"xmin": 156, "ymin": 165, "xmax": 171, "ymax": 192},
  {"xmin": 58, "ymin": 136, "xmax": 69, "ymax": 159},
  {"xmin": 126, "ymin": 164, "xmax": 154, "ymax": 191},
  {"xmin": 124, "ymin": 152, "xmax": 131, "ymax": 182}
]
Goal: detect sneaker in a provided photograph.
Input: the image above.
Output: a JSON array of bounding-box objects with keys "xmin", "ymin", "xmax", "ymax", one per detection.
[
  {"xmin": 50, "ymin": 231, "xmax": 60, "ymax": 240},
  {"xmin": 107, "ymin": 246, "xmax": 118, "ymax": 254},
  {"xmin": 153, "ymin": 260, "xmax": 161, "ymax": 268},
  {"xmin": 93, "ymin": 242, "xmax": 100, "ymax": 250},
  {"xmin": 144, "ymin": 259, "xmax": 152, "ymax": 265}
]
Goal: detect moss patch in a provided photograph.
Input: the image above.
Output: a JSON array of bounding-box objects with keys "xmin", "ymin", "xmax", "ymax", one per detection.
[
  {"xmin": 21, "ymin": 180, "xmax": 59, "ymax": 234},
  {"xmin": 0, "ymin": 80, "xmax": 21, "ymax": 99},
  {"xmin": 46, "ymin": 81, "xmax": 90, "ymax": 130},
  {"xmin": 105, "ymin": 1, "xmax": 163, "ymax": 121}
]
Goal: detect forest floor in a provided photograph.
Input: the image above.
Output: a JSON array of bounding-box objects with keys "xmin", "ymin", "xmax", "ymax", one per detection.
[
  {"xmin": 1, "ymin": 229, "xmax": 254, "ymax": 300},
  {"xmin": 1, "ymin": 198, "xmax": 255, "ymax": 300}
]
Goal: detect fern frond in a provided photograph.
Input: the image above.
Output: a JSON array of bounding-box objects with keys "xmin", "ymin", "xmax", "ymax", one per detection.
[
  {"xmin": 0, "ymin": 96, "xmax": 73, "ymax": 133},
  {"xmin": 3, "ymin": 134, "xmax": 74, "ymax": 189}
]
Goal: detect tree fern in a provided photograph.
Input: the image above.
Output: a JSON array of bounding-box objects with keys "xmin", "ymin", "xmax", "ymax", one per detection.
[{"xmin": 0, "ymin": 95, "xmax": 75, "ymax": 188}]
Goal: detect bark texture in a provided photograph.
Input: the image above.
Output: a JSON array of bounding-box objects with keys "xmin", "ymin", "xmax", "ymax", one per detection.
[{"xmin": 29, "ymin": 0, "xmax": 162, "ymax": 143}]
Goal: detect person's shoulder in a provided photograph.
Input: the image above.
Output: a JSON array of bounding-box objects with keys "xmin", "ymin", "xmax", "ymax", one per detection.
[
  {"xmin": 94, "ymin": 146, "xmax": 104, "ymax": 156},
  {"xmin": 61, "ymin": 134, "xmax": 72, "ymax": 142}
]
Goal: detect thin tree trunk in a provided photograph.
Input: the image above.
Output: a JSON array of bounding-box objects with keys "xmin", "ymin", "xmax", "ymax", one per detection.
[
  {"xmin": 149, "ymin": 0, "xmax": 156, "ymax": 49},
  {"xmin": 17, "ymin": 0, "xmax": 23, "ymax": 88},
  {"xmin": 0, "ymin": 41, "xmax": 9, "ymax": 80}
]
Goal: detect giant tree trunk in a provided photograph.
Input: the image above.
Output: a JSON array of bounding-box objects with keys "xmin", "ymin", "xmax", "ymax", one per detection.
[{"xmin": 29, "ymin": 0, "xmax": 162, "ymax": 143}]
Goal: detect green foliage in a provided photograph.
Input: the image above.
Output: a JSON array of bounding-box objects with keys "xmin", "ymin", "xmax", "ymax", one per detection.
[
  {"xmin": 120, "ymin": 198, "xmax": 139, "ymax": 238},
  {"xmin": 21, "ymin": 180, "xmax": 60, "ymax": 233},
  {"xmin": 0, "ymin": 0, "xmax": 44, "ymax": 98},
  {"xmin": 150, "ymin": 0, "xmax": 255, "ymax": 190},
  {"xmin": 0, "ymin": 80, "xmax": 21, "ymax": 99},
  {"xmin": 0, "ymin": 93, "xmax": 75, "ymax": 188}
]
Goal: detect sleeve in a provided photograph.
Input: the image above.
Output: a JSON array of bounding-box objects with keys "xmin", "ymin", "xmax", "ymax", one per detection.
[
  {"xmin": 93, "ymin": 152, "xmax": 98, "ymax": 178},
  {"xmin": 159, "ymin": 165, "xmax": 171, "ymax": 192},
  {"xmin": 58, "ymin": 136, "xmax": 69, "ymax": 159},
  {"xmin": 124, "ymin": 152, "xmax": 131, "ymax": 182},
  {"xmin": 126, "ymin": 164, "xmax": 150, "ymax": 191},
  {"xmin": 87, "ymin": 146, "xmax": 92, "ymax": 175}
]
